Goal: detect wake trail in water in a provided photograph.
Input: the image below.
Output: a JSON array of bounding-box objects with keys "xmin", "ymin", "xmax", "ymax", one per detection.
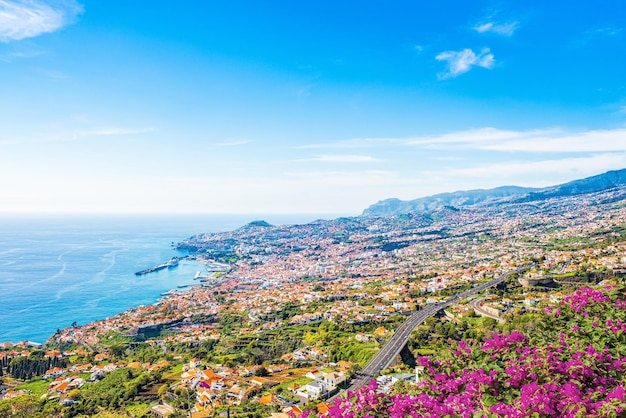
[
  {"xmin": 96, "ymin": 247, "xmax": 128, "ymax": 276},
  {"xmin": 57, "ymin": 241, "xmax": 99, "ymax": 261},
  {"xmin": 3, "ymin": 262, "xmax": 67, "ymax": 296},
  {"xmin": 0, "ymin": 248, "xmax": 23, "ymax": 256},
  {"xmin": 0, "ymin": 300, "xmax": 49, "ymax": 322}
]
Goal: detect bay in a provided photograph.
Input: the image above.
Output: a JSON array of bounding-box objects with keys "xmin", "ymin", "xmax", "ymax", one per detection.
[{"xmin": 0, "ymin": 214, "xmax": 323, "ymax": 343}]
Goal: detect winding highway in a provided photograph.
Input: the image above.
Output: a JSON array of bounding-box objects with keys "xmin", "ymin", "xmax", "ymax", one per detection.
[
  {"xmin": 330, "ymin": 267, "xmax": 527, "ymax": 401},
  {"xmin": 470, "ymin": 297, "xmax": 505, "ymax": 323}
]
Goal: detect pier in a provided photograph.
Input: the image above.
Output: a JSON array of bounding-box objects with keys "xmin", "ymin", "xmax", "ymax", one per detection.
[{"xmin": 135, "ymin": 257, "xmax": 181, "ymax": 276}]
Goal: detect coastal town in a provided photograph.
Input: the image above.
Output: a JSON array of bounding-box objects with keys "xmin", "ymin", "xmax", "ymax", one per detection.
[
  {"xmin": 4, "ymin": 0, "xmax": 626, "ymax": 415},
  {"xmin": 1, "ymin": 184, "xmax": 626, "ymax": 417}
]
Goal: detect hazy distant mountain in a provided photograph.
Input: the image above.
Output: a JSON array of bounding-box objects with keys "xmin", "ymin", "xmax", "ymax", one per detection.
[
  {"xmin": 515, "ymin": 168, "xmax": 626, "ymax": 202},
  {"xmin": 362, "ymin": 168, "xmax": 626, "ymax": 217}
]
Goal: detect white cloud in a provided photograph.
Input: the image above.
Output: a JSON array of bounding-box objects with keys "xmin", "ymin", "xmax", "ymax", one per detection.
[
  {"xmin": 296, "ymin": 85, "xmax": 312, "ymax": 97},
  {"xmin": 214, "ymin": 139, "xmax": 252, "ymax": 147},
  {"xmin": 405, "ymin": 127, "xmax": 626, "ymax": 153},
  {"xmin": 77, "ymin": 127, "xmax": 154, "ymax": 137},
  {"xmin": 0, "ymin": 0, "xmax": 82, "ymax": 42},
  {"xmin": 296, "ymin": 127, "xmax": 626, "ymax": 155},
  {"xmin": 474, "ymin": 21, "xmax": 519, "ymax": 36},
  {"xmin": 305, "ymin": 155, "xmax": 383, "ymax": 163},
  {"xmin": 572, "ymin": 26, "xmax": 624, "ymax": 48},
  {"xmin": 283, "ymin": 169, "xmax": 395, "ymax": 185},
  {"xmin": 34, "ymin": 67, "xmax": 66, "ymax": 79},
  {"xmin": 426, "ymin": 153, "xmax": 626, "ymax": 187},
  {"xmin": 435, "ymin": 48, "xmax": 495, "ymax": 79},
  {"xmin": 0, "ymin": 126, "xmax": 153, "ymax": 146},
  {"xmin": 0, "ymin": 42, "xmax": 45, "ymax": 62},
  {"xmin": 593, "ymin": 27, "xmax": 623, "ymax": 37},
  {"xmin": 293, "ymin": 138, "xmax": 399, "ymax": 150}
]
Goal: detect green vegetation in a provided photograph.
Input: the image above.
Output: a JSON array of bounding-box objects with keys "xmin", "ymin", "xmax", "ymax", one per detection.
[
  {"xmin": 8, "ymin": 353, "xmax": 66, "ymax": 380},
  {"xmin": 99, "ymin": 330, "xmax": 133, "ymax": 347},
  {"xmin": 52, "ymin": 368, "xmax": 165, "ymax": 416},
  {"xmin": 3, "ymin": 194, "xmax": 626, "ymax": 417},
  {"xmin": 273, "ymin": 376, "xmax": 313, "ymax": 392},
  {"xmin": 328, "ymin": 341, "xmax": 378, "ymax": 366},
  {"xmin": 15, "ymin": 379, "xmax": 49, "ymax": 397},
  {"xmin": 162, "ymin": 363, "xmax": 183, "ymax": 380},
  {"xmin": 125, "ymin": 402, "xmax": 152, "ymax": 417}
]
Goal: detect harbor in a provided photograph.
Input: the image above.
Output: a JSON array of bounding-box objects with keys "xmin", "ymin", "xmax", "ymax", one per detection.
[{"xmin": 135, "ymin": 257, "xmax": 182, "ymax": 276}]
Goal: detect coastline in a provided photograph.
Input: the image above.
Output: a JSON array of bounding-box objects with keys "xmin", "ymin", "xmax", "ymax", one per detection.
[
  {"xmin": 0, "ymin": 215, "xmax": 244, "ymax": 344},
  {"xmin": 0, "ymin": 214, "xmax": 343, "ymax": 344},
  {"xmin": 1, "ymin": 256, "xmax": 210, "ymax": 347}
]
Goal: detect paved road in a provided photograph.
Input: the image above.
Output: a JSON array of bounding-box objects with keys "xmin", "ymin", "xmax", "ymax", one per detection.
[
  {"xmin": 469, "ymin": 297, "xmax": 505, "ymax": 323},
  {"xmin": 330, "ymin": 267, "xmax": 527, "ymax": 401}
]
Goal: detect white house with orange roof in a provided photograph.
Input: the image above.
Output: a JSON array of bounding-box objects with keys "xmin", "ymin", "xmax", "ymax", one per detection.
[{"xmin": 44, "ymin": 367, "xmax": 64, "ymax": 378}]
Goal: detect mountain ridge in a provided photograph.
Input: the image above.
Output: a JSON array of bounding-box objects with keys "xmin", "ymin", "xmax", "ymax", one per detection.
[{"xmin": 362, "ymin": 168, "xmax": 626, "ymax": 217}]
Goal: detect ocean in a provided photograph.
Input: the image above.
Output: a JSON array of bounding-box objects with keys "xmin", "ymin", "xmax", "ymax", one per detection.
[{"xmin": 0, "ymin": 214, "xmax": 325, "ymax": 344}]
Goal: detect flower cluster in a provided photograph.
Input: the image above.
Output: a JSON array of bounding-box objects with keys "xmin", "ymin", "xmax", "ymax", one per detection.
[{"xmin": 303, "ymin": 285, "xmax": 626, "ymax": 417}]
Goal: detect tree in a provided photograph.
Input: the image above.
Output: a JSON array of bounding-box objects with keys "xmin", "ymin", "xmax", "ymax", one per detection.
[
  {"xmin": 6, "ymin": 394, "xmax": 38, "ymax": 417},
  {"xmin": 255, "ymin": 366, "xmax": 269, "ymax": 377},
  {"xmin": 68, "ymin": 389, "xmax": 81, "ymax": 400},
  {"xmin": 109, "ymin": 343, "xmax": 127, "ymax": 359},
  {"xmin": 158, "ymin": 384, "xmax": 169, "ymax": 400}
]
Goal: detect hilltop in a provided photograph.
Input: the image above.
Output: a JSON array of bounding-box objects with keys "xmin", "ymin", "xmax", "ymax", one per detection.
[{"xmin": 363, "ymin": 168, "xmax": 626, "ymax": 217}]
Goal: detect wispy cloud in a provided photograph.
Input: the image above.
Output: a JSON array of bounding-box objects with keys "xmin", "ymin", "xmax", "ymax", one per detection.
[
  {"xmin": 591, "ymin": 26, "xmax": 623, "ymax": 37},
  {"xmin": 0, "ymin": 0, "xmax": 82, "ymax": 42},
  {"xmin": 214, "ymin": 139, "xmax": 252, "ymax": 147},
  {"xmin": 0, "ymin": 42, "xmax": 45, "ymax": 62},
  {"xmin": 474, "ymin": 21, "xmax": 519, "ymax": 36},
  {"xmin": 34, "ymin": 67, "xmax": 67, "ymax": 80},
  {"xmin": 405, "ymin": 127, "xmax": 626, "ymax": 153},
  {"xmin": 0, "ymin": 126, "xmax": 153, "ymax": 146},
  {"xmin": 572, "ymin": 26, "xmax": 624, "ymax": 48},
  {"xmin": 296, "ymin": 84, "xmax": 312, "ymax": 97},
  {"xmin": 298, "ymin": 127, "xmax": 626, "ymax": 155},
  {"xmin": 295, "ymin": 137, "xmax": 403, "ymax": 150},
  {"xmin": 435, "ymin": 48, "xmax": 495, "ymax": 79},
  {"xmin": 426, "ymin": 153, "xmax": 626, "ymax": 186},
  {"xmin": 304, "ymin": 154, "xmax": 383, "ymax": 163},
  {"xmin": 78, "ymin": 127, "xmax": 153, "ymax": 137},
  {"xmin": 582, "ymin": 26, "xmax": 624, "ymax": 41}
]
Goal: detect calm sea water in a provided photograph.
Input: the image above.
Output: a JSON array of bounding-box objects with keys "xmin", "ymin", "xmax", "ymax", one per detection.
[{"xmin": 0, "ymin": 214, "xmax": 326, "ymax": 343}]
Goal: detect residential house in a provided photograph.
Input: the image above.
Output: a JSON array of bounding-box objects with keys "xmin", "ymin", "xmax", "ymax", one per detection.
[
  {"xmin": 305, "ymin": 370, "xmax": 326, "ymax": 380},
  {"xmin": 43, "ymin": 367, "xmax": 64, "ymax": 378},
  {"xmin": 322, "ymin": 371, "xmax": 346, "ymax": 389},
  {"xmin": 150, "ymin": 402, "xmax": 176, "ymax": 418},
  {"xmin": 249, "ymin": 376, "xmax": 277, "ymax": 389},
  {"xmin": 296, "ymin": 379, "xmax": 328, "ymax": 400}
]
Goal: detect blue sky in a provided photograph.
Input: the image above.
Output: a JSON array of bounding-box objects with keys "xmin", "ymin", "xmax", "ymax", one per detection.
[{"xmin": 1, "ymin": 1, "xmax": 626, "ymax": 215}]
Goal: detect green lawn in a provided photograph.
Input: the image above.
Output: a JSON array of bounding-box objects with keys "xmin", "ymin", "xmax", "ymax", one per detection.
[
  {"xmin": 162, "ymin": 363, "xmax": 184, "ymax": 380},
  {"xmin": 15, "ymin": 379, "xmax": 50, "ymax": 397},
  {"xmin": 273, "ymin": 376, "xmax": 313, "ymax": 392},
  {"xmin": 551, "ymin": 271, "xmax": 579, "ymax": 278}
]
